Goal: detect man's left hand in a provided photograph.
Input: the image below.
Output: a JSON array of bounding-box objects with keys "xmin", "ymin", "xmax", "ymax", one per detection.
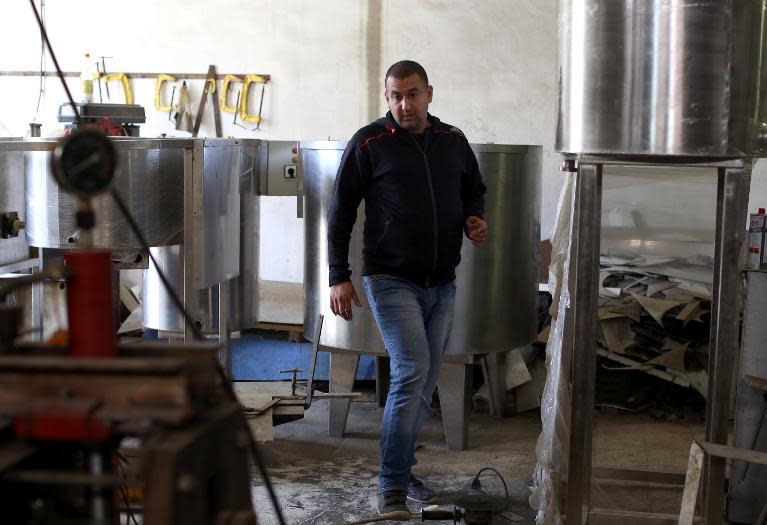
[{"xmin": 465, "ymin": 216, "xmax": 488, "ymax": 246}]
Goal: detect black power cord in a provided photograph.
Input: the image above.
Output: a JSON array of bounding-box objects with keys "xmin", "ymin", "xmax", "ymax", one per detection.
[
  {"xmin": 471, "ymin": 467, "xmax": 509, "ymax": 508},
  {"xmin": 26, "ymin": 3, "xmax": 288, "ymax": 524}
]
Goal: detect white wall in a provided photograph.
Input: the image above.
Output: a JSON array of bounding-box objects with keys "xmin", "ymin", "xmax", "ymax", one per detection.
[{"xmin": 3, "ymin": 1, "xmax": 766, "ymax": 282}]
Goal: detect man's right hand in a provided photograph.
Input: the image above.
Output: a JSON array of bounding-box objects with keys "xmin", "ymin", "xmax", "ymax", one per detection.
[{"xmin": 330, "ymin": 281, "xmax": 362, "ymax": 321}]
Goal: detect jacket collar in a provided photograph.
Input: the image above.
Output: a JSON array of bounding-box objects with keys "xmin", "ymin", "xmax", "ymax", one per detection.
[{"xmin": 377, "ymin": 111, "xmax": 441, "ymax": 133}]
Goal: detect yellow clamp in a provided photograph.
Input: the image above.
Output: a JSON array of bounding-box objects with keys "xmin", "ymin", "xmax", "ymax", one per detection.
[
  {"xmin": 154, "ymin": 74, "xmax": 176, "ymax": 112},
  {"xmin": 240, "ymin": 74, "xmax": 267, "ymax": 123},
  {"xmin": 105, "ymin": 73, "xmax": 133, "ymax": 105},
  {"xmin": 205, "ymin": 78, "xmax": 216, "ymax": 95},
  {"xmin": 220, "ymin": 74, "xmax": 242, "ymax": 113}
]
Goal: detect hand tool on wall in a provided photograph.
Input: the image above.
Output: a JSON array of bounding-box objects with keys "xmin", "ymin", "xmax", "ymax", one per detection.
[
  {"xmin": 174, "ymin": 81, "xmax": 193, "ymax": 132},
  {"xmin": 154, "ymin": 73, "xmax": 176, "ymax": 112},
  {"xmin": 95, "ymin": 63, "xmax": 103, "ymax": 103},
  {"xmin": 104, "ymin": 72, "xmax": 133, "ymax": 104},
  {"xmin": 168, "ymin": 85, "xmax": 176, "ymax": 121},
  {"xmin": 220, "ymin": 74, "xmax": 242, "ymax": 113},
  {"xmin": 192, "ymin": 65, "xmax": 222, "ymax": 138},
  {"xmin": 240, "ymin": 73, "xmax": 267, "ymax": 129},
  {"xmin": 97, "ymin": 56, "xmax": 113, "ymax": 99}
]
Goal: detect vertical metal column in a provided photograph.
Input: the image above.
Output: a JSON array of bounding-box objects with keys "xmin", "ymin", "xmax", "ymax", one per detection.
[
  {"xmin": 182, "ymin": 146, "xmax": 197, "ymax": 342},
  {"xmin": 704, "ymin": 165, "xmax": 751, "ymax": 525},
  {"xmin": 438, "ymin": 360, "xmax": 471, "ymax": 450},
  {"xmin": 219, "ymin": 279, "xmax": 231, "ymax": 378},
  {"xmin": 565, "ymin": 163, "xmax": 602, "ymax": 524}
]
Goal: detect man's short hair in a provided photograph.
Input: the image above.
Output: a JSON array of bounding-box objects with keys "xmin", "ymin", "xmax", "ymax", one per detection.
[{"xmin": 385, "ymin": 60, "xmax": 429, "ymax": 86}]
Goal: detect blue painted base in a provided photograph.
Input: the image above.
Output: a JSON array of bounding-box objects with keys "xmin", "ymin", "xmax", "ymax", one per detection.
[{"xmin": 141, "ymin": 329, "xmax": 376, "ymax": 381}]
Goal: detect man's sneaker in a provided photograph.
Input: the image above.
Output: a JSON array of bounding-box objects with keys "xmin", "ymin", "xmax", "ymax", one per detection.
[
  {"xmin": 407, "ymin": 475, "xmax": 436, "ymax": 503},
  {"xmin": 377, "ymin": 491, "xmax": 410, "ymax": 519}
]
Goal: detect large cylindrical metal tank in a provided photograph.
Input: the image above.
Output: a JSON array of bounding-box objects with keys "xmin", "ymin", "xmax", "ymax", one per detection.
[
  {"xmin": 24, "ymin": 138, "xmax": 188, "ymax": 250},
  {"xmin": 302, "ymin": 141, "xmax": 540, "ymax": 356},
  {"xmin": 141, "ymin": 139, "xmax": 262, "ymax": 332},
  {"xmin": 556, "ymin": 0, "xmax": 764, "ymax": 157}
]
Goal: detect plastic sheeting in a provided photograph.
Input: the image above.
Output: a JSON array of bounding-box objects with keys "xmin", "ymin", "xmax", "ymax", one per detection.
[{"xmin": 529, "ymin": 172, "xmax": 575, "ymax": 524}]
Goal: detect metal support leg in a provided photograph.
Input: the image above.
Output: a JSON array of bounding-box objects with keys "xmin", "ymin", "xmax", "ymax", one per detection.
[
  {"xmin": 438, "ymin": 360, "xmax": 471, "ymax": 451},
  {"xmin": 31, "ymin": 249, "xmax": 43, "ymax": 342},
  {"xmin": 483, "ymin": 352, "xmax": 512, "ymax": 417},
  {"xmin": 111, "ymin": 268, "xmax": 120, "ymax": 333},
  {"xmin": 703, "ymin": 165, "xmax": 751, "ymax": 525},
  {"xmin": 218, "ymin": 279, "xmax": 231, "ymax": 378},
  {"xmin": 565, "ymin": 163, "xmax": 602, "ymax": 525},
  {"xmin": 328, "ymin": 352, "xmax": 360, "ymax": 437}
]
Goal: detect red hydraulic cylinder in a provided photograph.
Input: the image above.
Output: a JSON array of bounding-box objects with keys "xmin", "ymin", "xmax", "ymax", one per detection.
[{"xmin": 64, "ymin": 250, "xmax": 116, "ymax": 357}]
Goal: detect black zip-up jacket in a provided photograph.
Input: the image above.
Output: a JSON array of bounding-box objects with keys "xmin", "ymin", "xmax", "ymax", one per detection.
[{"xmin": 327, "ymin": 112, "xmax": 486, "ymax": 287}]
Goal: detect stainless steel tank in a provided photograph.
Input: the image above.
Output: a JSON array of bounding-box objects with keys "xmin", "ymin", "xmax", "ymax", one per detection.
[
  {"xmin": 556, "ymin": 0, "xmax": 765, "ymax": 157},
  {"xmin": 24, "ymin": 138, "xmax": 188, "ymax": 250},
  {"xmin": 0, "ymin": 139, "xmax": 27, "ymax": 267},
  {"xmin": 302, "ymin": 141, "xmax": 540, "ymax": 355},
  {"xmin": 141, "ymin": 139, "xmax": 262, "ymax": 332},
  {"xmin": 142, "ymin": 245, "xmax": 227, "ymax": 332}
]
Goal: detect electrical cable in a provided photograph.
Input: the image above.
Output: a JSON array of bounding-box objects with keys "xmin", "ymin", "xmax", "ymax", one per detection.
[
  {"xmin": 472, "ymin": 466, "xmax": 509, "ymax": 508},
  {"xmin": 27, "ymin": 2, "xmax": 288, "ymax": 523},
  {"xmin": 28, "ymin": 0, "xmax": 80, "ymax": 125},
  {"xmin": 32, "ymin": 0, "xmax": 46, "ymax": 123},
  {"xmin": 118, "ymin": 484, "xmax": 140, "ymax": 525},
  {"xmin": 114, "ymin": 456, "xmax": 139, "ymax": 525}
]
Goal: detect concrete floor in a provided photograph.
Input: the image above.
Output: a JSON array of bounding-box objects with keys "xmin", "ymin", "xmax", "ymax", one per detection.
[{"xmin": 250, "ymin": 396, "xmax": 705, "ymax": 524}]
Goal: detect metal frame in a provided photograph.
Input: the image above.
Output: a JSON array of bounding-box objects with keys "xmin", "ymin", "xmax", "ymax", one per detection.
[{"xmin": 562, "ymin": 155, "xmax": 750, "ymax": 525}]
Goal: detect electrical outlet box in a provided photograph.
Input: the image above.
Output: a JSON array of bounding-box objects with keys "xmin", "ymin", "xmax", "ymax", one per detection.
[{"xmin": 264, "ymin": 141, "xmax": 299, "ymax": 196}]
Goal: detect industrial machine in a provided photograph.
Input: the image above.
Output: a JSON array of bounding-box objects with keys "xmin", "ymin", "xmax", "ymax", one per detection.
[
  {"xmin": 0, "ymin": 129, "xmax": 262, "ymax": 524},
  {"xmin": 58, "ymin": 102, "xmax": 146, "ymax": 137},
  {"xmin": 301, "ymin": 141, "xmax": 541, "ymax": 448},
  {"xmin": 0, "ymin": 5, "xmax": 285, "ymax": 522}
]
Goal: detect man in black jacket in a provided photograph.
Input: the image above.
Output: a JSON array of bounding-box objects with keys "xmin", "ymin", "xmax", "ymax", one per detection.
[{"xmin": 327, "ymin": 60, "xmax": 487, "ymax": 517}]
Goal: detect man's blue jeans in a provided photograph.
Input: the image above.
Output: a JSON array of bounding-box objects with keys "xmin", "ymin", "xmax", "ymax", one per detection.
[{"xmin": 362, "ymin": 275, "xmax": 456, "ymax": 493}]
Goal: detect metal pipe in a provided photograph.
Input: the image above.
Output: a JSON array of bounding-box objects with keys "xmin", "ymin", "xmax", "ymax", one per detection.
[{"xmin": 88, "ymin": 451, "xmax": 108, "ymax": 524}]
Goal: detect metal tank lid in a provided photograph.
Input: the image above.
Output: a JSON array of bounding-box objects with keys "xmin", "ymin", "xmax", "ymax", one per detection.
[
  {"xmin": 298, "ymin": 141, "xmax": 539, "ymax": 153},
  {"xmin": 0, "ymin": 137, "xmax": 199, "ymax": 152},
  {"xmin": 0, "ymin": 137, "xmax": 257, "ymax": 153}
]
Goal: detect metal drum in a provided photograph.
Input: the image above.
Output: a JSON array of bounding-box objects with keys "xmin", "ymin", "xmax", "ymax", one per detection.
[
  {"xmin": 556, "ymin": 0, "xmax": 764, "ymax": 157},
  {"xmin": 302, "ymin": 141, "xmax": 540, "ymax": 356},
  {"xmin": 141, "ymin": 139, "xmax": 262, "ymax": 332},
  {"xmin": 24, "ymin": 138, "xmax": 189, "ymax": 250}
]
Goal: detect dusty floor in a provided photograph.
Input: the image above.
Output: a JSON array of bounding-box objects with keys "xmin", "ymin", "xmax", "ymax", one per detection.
[{"xmin": 250, "ymin": 397, "xmax": 704, "ymax": 525}]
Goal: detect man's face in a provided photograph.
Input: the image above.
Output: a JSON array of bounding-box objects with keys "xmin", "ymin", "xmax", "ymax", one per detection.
[{"xmin": 384, "ymin": 73, "xmax": 433, "ymax": 133}]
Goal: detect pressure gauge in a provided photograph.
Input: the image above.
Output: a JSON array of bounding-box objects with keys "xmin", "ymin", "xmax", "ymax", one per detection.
[{"xmin": 51, "ymin": 128, "xmax": 117, "ymax": 197}]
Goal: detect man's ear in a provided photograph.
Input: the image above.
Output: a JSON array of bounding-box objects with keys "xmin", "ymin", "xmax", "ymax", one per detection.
[{"xmin": 427, "ymin": 85, "xmax": 433, "ymax": 103}]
